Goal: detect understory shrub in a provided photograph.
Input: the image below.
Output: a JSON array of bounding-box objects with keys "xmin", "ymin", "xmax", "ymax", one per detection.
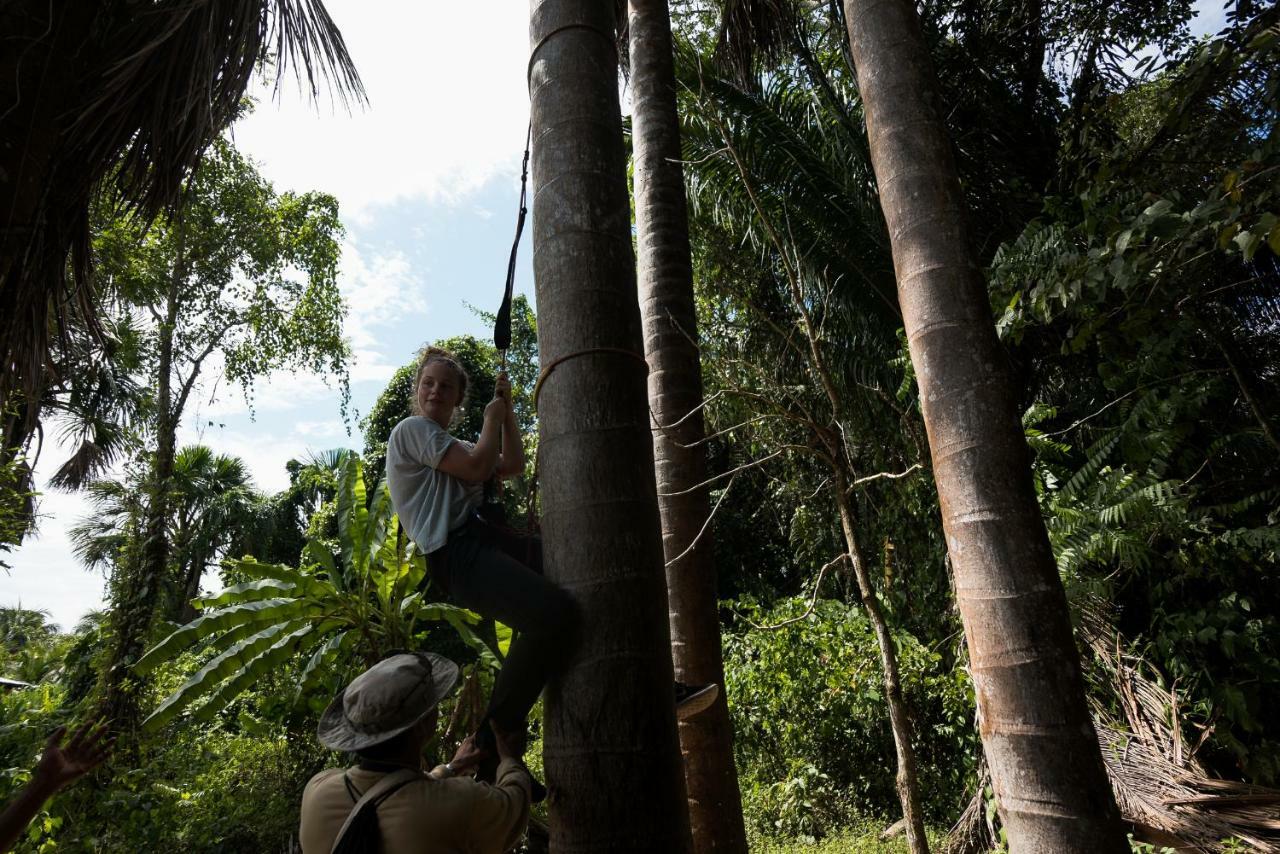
[{"xmin": 723, "ymin": 596, "xmax": 976, "ymax": 841}]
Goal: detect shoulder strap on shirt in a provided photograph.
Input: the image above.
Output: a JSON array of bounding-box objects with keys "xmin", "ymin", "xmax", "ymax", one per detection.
[{"xmin": 329, "ymin": 768, "xmax": 423, "ymax": 854}]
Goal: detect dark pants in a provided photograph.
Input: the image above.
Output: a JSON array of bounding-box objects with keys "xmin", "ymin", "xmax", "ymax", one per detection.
[{"xmin": 427, "ymin": 516, "xmax": 578, "ymax": 731}]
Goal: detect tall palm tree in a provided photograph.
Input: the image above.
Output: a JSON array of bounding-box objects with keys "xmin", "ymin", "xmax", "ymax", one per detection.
[
  {"xmin": 628, "ymin": 1, "xmax": 746, "ymax": 850},
  {"xmin": 69, "ymin": 444, "xmax": 258, "ymax": 623},
  {"xmin": 0, "ymin": 0, "xmax": 364, "ymax": 461},
  {"xmin": 840, "ymin": 0, "xmax": 1126, "ymax": 848},
  {"xmin": 167, "ymin": 446, "xmax": 258, "ymax": 623},
  {"xmin": 529, "ymin": 0, "xmax": 691, "ymax": 848}
]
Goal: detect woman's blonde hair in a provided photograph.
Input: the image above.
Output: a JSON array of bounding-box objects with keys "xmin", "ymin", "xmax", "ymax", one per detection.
[{"xmin": 411, "ymin": 346, "xmax": 469, "ymax": 416}]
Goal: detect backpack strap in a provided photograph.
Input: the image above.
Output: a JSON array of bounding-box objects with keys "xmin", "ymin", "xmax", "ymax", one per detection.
[{"xmin": 329, "ymin": 767, "xmax": 423, "ymax": 854}]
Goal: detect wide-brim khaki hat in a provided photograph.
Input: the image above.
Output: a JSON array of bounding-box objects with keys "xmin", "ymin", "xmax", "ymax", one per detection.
[{"xmin": 318, "ymin": 652, "xmax": 460, "ymax": 752}]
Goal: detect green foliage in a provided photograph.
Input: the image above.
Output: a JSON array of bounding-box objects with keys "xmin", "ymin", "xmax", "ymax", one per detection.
[
  {"xmin": 136, "ymin": 452, "xmax": 491, "ymax": 731},
  {"xmin": 746, "ymin": 820, "xmax": 947, "ymax": 852},
  {"xmin": 990, "ymin": 17, "xmax": 1280, "ymax": 782},
  {"xmin": 0, "ymin": 671, "xmax": 330, "ymax": 853},
  {"xmin": 723, "ymin": 598, "xmax": 976, "ymax": 838},
  {"xmin": 0, "ymin": 608, "xmax": 72, "ymax": 686},
  {"xmin": 0, "ymin": 452, "xmax": 35, "ymax": 568}
]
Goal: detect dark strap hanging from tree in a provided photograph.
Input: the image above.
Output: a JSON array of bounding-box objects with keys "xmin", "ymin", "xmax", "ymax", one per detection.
[
  {"xmin": 493, "ymin": 123, "xmax": 532, "ymax": 354},
  {"xmin": 483, "ymin": 124, "xmax": 533, "ymax": 520}
]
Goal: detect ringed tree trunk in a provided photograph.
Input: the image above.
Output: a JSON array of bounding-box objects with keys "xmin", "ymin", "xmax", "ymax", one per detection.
[
  {"xmin": 628, "ymin": 0, "xmax": 747, "ymax": 850},
  {"xmin": 841, "ymin": 0, "xmax": 1127, "ymax": 849},
  {"xmin": 528, "ymin": 0, "xmax": 692, "ymax": 849}
]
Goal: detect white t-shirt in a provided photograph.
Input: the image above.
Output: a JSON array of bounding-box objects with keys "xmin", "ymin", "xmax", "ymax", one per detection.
[{"xmin": 386, "ymin": 416, "xmax": 483, "ymax": 554}]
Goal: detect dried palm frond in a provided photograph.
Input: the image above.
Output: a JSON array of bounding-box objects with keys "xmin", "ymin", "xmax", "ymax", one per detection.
[
  {"xmin": 0, "ymin": 0, "xmax": 365, "ymax": 457},
  {"xmin": 944, "ymin": 604, "xmax": 1280, "ymax": 853},
  {"xmin": 714, "ymin": 0, "xmax": 799, "ymax": 84}
]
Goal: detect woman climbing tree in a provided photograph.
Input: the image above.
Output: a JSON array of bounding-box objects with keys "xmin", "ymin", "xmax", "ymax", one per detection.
[
  {"xmin": 385, "ymin": 346, "xmax": 563, "ymax": 797},
  {"xmin": 384, "ymin": 346, "xmax": 716, "ymax": 796}
]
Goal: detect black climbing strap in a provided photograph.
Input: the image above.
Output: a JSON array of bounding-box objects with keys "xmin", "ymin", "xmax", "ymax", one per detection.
[{"xmin": 494, "ymin": 124, "xmax": 531, "ymax": 355}]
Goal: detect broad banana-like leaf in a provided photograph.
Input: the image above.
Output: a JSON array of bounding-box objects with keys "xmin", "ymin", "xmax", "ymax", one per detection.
[
  {"xmin": 135, "ymin": 598, "xmax": 309, "ymax": 674},
  {"xmin": 223, "ymin": 559, "xmax": 332, "ymax": 599},
  {"xmin": 366, "ymin": 481, "xmax": 394, "ymax": 574},
  {"xmin": 296, "ymin": 629, "xmax": 356, "ymax": 704},
  {"xmin": 304, "ymin": 540, "xmax": 337, "ymax": 577},
  {"xmin": 336, "ymin": 453, "xmax": 368, "ymax": 582},
  {"xmin": 494, "ymin": 622, "xmax": 513, "ymax": 658},
  {"xmin": 194, "ymin": 578, "xmax": 298, "ymax": 609},
  {"xmin": 193, "ymin": 622, "xmax": 340, "ymax": 724},
  {"xmin": 209, "ymin": 605, "xmax": 322, "ymax": 653},
  {"xmin": 142, "ymin": 619, "xmax": 311, "ymax": 730},
  {"xmin": 402, "ymin": 543, "xmax": 428, "ymax": 598},
  {"xmin": 405, "ymin": 600, "xmax": 500, "ymax": 671}
]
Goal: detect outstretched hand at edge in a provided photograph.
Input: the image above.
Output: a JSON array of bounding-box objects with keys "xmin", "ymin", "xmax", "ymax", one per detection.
[{"xmin": 33, "ymin": 719, "xmax": 113, "ymax": 793}]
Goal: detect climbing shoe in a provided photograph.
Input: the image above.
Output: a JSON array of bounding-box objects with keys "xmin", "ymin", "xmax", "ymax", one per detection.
[{"xmin": 674, "ymin": 681, "xmax": 719, "ymax": 720}]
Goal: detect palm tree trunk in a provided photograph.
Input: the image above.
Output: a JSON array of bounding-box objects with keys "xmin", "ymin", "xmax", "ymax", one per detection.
[
  {"xmin": 629, "ymin": 2, "xmax": 748, "ymax": 851},
  {"xmin": 529, "ymin": 0, "xmax": 692, "ymax": 849},
  {"xmin": 841, "ymin": 0, "xmax": 1127, "ymax": 849}
]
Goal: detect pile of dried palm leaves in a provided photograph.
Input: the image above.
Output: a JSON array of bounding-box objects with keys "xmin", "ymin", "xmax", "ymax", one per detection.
[{"xmin": 944, "ymin": 604, "xmax": 1280, "ymax": 853}]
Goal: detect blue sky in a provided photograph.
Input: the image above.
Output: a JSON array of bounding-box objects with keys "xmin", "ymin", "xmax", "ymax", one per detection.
[{"xmin": 1, "ymin": 0, "xmax": 1234, "ymax": 631}]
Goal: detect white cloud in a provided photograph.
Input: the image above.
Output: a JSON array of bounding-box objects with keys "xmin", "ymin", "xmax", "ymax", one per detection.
[
  {"xmin": 341, "ymin": 240, "xmax": 427, "ymax": 349},
  {"xmin": 231, "ymin": 0, "xmax": 530, "ymax": 221},
  {"xmin": 295, "ymin": 420, "xmax": 346, "ymax": 438}
]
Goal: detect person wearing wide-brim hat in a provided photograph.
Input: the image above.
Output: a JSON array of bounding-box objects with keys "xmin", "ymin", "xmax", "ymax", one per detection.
[{"xmin": 299, "ymin": 652, "xmax": 532, "ymax": 854}]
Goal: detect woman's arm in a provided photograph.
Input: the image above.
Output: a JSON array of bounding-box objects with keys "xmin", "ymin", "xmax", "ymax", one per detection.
[
  {"xmin": 434, "ymin": 396, "xmax": 505, "ymax": 483},
  {"xmin": 495, "ymin": 374, "xmax": 525, "ymax": 478},
  {"xmin": 431, "ymin": 374, "xmax": 524, "ymax": 483}
]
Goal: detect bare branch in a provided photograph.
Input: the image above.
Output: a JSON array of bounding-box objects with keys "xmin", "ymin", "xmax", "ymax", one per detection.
[
  {"xmin": 738, "ymin": 554, "xmax": 848, "ymax": 631},
  {"xmin": 665, "ymin": 471, "xmax": 738, "ymax": 568},
  {"xmin": 657, "ymin": 449, "xmax": 785, "ymax": 497},
  {"xmin": 848, "ymin": 463, "xmax": 923, "ymax": 491},
  {"xmin": 651, "ymin": 390, "xmax": 726, "ymax": 432}
]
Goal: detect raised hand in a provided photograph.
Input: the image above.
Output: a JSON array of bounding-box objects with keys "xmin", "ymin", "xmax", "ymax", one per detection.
[
  {"xmin": 33, "ymin": 720, "xmax": 113, "ymax": 792},
  {"xmin": 447, "ymin": 734, "xmax": 486, "ymax": 775}
]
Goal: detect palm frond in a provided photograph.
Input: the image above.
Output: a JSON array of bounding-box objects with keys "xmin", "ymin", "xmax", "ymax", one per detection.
[{"xmin": 1, "ymin": 0, "xmax": 365, "ymax": 451}]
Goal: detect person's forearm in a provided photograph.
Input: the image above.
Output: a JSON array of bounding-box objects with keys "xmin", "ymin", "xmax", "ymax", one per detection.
[
  {"xmin": 0, "ymin": 775, "xmax": 58, "ymax": 853},
  {"xmin": 468, "ymin": 415, "xmax": 503, "ymax": 479},
  {"xmin": 501, "ymin": 411, "xmax": 525, "ymax": 474}
]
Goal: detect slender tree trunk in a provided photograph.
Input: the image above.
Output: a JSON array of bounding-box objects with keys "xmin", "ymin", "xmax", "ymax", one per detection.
[
  {"xmin": 629, "ymin": 1, "xmax": 748, "ymax": 850},
  {"xmin": 100, "ymin": 231, "xmax": 184, "ymax": 731},
  {"xmin": 841, "ymin": 0, "xmax": 1127, "ymax": 849},
  {"xmin": 1198, "ymin": 316, "xmax": 1280, "ymax": 456},
  {"xmin": 710, "ymin": 98, "xmax": 930, "ymax": 850},
  {"xmin": 831, "ymin": 474, "xmax": 928, "ymax": 852},
  {"xmin": 529, "ymin": 0, "xmax": 692, "ymax": 849}
]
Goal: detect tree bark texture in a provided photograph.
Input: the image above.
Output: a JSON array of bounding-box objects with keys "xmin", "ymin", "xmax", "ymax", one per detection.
[
  {"xmin": 841, "ymin": 0, "xmax": 1128, "ymax": 849},
  {"xmin": 628, "ymin": 1, "xmax": 748, "ymax": 851},
  {"xmin": 529, "ymin": 1, "xmax": 692, "ymax": 850}
]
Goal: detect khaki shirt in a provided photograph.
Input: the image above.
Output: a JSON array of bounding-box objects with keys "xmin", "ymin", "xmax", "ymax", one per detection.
[{"xmin": 299, "ymin": 759, "xmax": 531, "ymax": 854}]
